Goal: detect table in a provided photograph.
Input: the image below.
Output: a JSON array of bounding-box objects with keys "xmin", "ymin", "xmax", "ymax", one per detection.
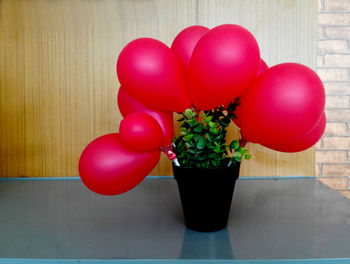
[{"xmin": 1, "ymin": 177, "xmax": 350, "ymax": 263}]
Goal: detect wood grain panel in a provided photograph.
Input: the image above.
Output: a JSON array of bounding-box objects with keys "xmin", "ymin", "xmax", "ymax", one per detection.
[{"xmin": 0, "ymin": 0, "xmax": 316, "ymax": 177}]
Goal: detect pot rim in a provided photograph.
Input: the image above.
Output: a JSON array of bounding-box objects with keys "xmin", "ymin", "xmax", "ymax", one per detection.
[{"xmin": 172, "ymin": 162, "xmax": 240, "ymax": 170}]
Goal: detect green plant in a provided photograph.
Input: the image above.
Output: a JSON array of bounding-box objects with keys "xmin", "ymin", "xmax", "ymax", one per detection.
[{"xmin": 173, "ymin": 100, "xmax": 251, "ymax": 168}]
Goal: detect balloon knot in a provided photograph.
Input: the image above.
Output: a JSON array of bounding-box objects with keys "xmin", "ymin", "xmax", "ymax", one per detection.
[
  {"xmin": 166, "ymin": 150, "xmax": 177, "ymax": 160},
  {"xmin": 161, "ymin": 144, "xmax": 177, "ymax": 160}
]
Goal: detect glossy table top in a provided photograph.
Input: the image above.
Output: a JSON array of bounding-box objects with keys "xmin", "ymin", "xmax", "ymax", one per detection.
[{"xmin": 0, "ymin": 177, "xmax": 350, "ymax": 263}]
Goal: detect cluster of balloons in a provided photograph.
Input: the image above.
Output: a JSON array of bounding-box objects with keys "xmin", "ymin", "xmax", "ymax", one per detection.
[{"xmin": 79, "ymin": 24, "xmax": 326, "ymax": 196}]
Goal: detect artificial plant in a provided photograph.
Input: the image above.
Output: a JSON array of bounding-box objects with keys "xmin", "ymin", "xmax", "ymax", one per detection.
[{"xmin": 173, "ymin": 100, "xmax": 251, "ymax": 168}]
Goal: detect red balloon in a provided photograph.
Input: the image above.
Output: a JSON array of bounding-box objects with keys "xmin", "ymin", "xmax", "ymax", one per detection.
[
  {"xmin": 117, "ymin": 38, "xmax": 191, "ymax": 112},
  {"xmin": 118, "ymin": 86, "xmax": 174, "ymax": 146},
  {"xmin": 79, "ymin": 133, "xmax": 160, "ymax": 195},
  {"xmin": 240, "ymin": 63, "xmax": 325, "ymax": 145},
  {"xmin": 119, "ymin": 113, "xmax": 164, "ymax": 152},
  {"xmin": 257, "ymin": 59, "xmax": 268, "ymax": 77},
  {"xmin": 171, "ymin": 25, "xmax": 209, "ymax": 72},
  {"xmin": 234, "ymin": 59, "xmax": 268, "ymax": 128},
  {"xmin": 262, "ymin": 112, "xmax": 326, "ymax": 153},
  {"xmin": 189, "ymin": 24, "xmax": 260, "ymax": 110}
]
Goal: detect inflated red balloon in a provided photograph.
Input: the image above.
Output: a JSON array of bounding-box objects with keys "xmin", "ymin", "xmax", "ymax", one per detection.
[
  {"xmin": 233, "ymin": 59, "xmax": 268, "ymax": 128},
  {"xmin": 240, "ymin": 63, "xmax": 325, "ymax": 145},
  {"xmin": 171, "ymin": 25, "xmax": 209, "ymax": 72},
  {"xmin": 79, "ymin": 133, "xmax": 160, "ymax": 195},
  {"xmin": 257, "ymin": 59, "xmax": 268, "ymax": 77},
  {"xmin": 117, "ymin": 38, "xmax": 191, "ymax": 112},
  {"xmin": 119, "ymin": 113, "xmax": 164, "ymax": 152},
  {"xmin": 262, "ymin": 112, "xmax": 326, "ymax": 153},
  {"xmin": 189, "ymin": 24, "xmax": 260, "ymax": 110},
  {"xmin": 118, "ymin": 86, "xmax": 174, "ymax": 146}
]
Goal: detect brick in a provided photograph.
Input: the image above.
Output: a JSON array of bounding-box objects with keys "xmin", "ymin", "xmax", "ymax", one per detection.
[
  {"xmin": 317, "ymin": 69, "xmax": 349, "ymax": 81},
  {"xmin": 325, "ymin": 95, "xmax": 349, "ymax": 108},
  {"xmin": 318, "ymin": 13, "xmax": 350, "ymax": 25},
  {"xmin": 315, "ymin": 139, "xmax": 323, "ymax": 149},
  {"xmin": 339, "ymin": 190, "xmax": 350, "ymax": 199},
  {"xmin": 325, "ymin": 26, "xmax": 350, "ymax": 39},
  {"xmin": 315, "ymin": 164, "xmax": 321, "ymax": 176},
  {"xmin": 325, "ymin": 109, "xmax": 350, "ymax": 121},
  {"xmin": 317, "ymin": 27, "xmax": 325, "ymax": 40},
  {"xmin": 316, "ymin": 150, "xmax": 348, "ymax": 162},
  {"xmin": 324, "ymin": 0, "xmax": 350, "ymax": 11},
  {"xmin": 318, "ymin": 176, "xmax": 349, "ymax": 189},
  {"xmin": 324, "ymin": 54, "xmax": 350, "ymax": 67},
  {"xmin": 318, "ymin": 56, "xmax": 324, "ymax": 67},
  {"xmin": 324, "ymin": 82, "xmax": 350, "ymax": 95},
  {"xmin": 325, "ymin": 122, "xmax": 347, "ymax": 135},
  {"xmin": 318, "ymin": 40, "xmax": 349, "ymax": 55},
  {"xmin": 323, "ymin": 136, "xmax": 350, "ymax": 149},
  {"xmin": 322, "ymin": 164, "xmax": 350, "ymax": 176},
  {"xmin": 318, "ymin": 0, "xmax": 323, "ymax": 11}
]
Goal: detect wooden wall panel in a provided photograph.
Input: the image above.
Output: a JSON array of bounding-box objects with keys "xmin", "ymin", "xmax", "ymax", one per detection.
[{"xmin": 0, "ymin": 0, "xmax": 316, "ymax": 177}]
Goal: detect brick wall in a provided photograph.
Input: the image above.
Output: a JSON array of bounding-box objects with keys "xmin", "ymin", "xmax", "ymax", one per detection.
[{"xmin": 317, "ymin": 0, "xmax": 350, "ymax": 199}]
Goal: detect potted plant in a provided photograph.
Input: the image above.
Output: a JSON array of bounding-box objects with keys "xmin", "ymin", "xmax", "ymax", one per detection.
[
  {"xmin": 172, "ymin": 100, "xmax": 251, "ymax": 232},
  {"xmin": 79, "ymin": 24, "xmax": 326, "ymax": 233}
]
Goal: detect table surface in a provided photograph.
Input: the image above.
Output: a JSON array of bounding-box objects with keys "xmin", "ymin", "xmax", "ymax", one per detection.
[{"xmin": 1, "ymin": 176, "xmax": 350, "ymax": 263}]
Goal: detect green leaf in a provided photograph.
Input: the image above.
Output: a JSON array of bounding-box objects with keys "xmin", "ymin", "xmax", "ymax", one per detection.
[
  {"xmin": 206, "ymin": 133, "xmax": 213, "ymax": 142},
  {"xmin": 210, "ymin": 127, "xmax": 218, "ymax": 134},
  {"xmin": 205, "ymin": 116, "xmax": 212, "ymax": 123},
  {"xmin": 208, "ymin": 153, "xmax": 217, "ymax": 158},
  {"xmin": 196, "ymin": 137, "xmax": 206, "ymax": 149},
  {"xmin": 198, "ymin": 155, "xmax": 207, "ymax": 161},
  {"xmin": 184, "ymin": 134, "xmax": 194, "ymax": 141},
  {"xmin": 230, "ymin": 140, "xmax": 239, "ymax": 150},
  {"xmin": 189, "ymin": 120, "xmax": 198, "ymax": 127},
  {"xmin": 234, "ymin": 151, "xmax": 242, "ymax": 160},
  {"xmin": 245, "ymin": 154, "xmax": 252, "ymax": 160},
  {"xmin": 193, "ymin": 134, "xmax": 201, "ymax": 141},
  {"xmin": 194, "ymin": 123, "xmax": 203, "ymax": 133},
  {"xmin": 185, "ymin": 109, "xmax": 193, "ymax": 116},
  {"xmin": 213, "ymin": 147, "xmax": 222, "ymax": 153},
  {"xmin": 207, "ymin": 143, "xmax": 214, "ymax": 149},
  {"xmin": 214, "ymin": 134, "xmax": 223, "ymax": 141},
  {"xmin": 188, "ymin": 148, "xmax": 196, "ymax": 154},
  {"xmin": 208, "ymin": 121, "xmax": 217, "ymax": 128}
]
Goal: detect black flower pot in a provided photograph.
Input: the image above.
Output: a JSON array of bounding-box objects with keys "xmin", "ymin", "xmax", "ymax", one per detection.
[{"xmin": 173, "ymin": 162, "xmax": 240, "ymax": 232}]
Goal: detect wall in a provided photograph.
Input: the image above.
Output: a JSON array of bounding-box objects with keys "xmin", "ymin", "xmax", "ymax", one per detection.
[
  {"xmin": 0, "ymin": 0, "xmax": 316, "ymax": 177},
  {"xmin": 317, "ymin": 0, "xmax": 350, "ymax": 198}
]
